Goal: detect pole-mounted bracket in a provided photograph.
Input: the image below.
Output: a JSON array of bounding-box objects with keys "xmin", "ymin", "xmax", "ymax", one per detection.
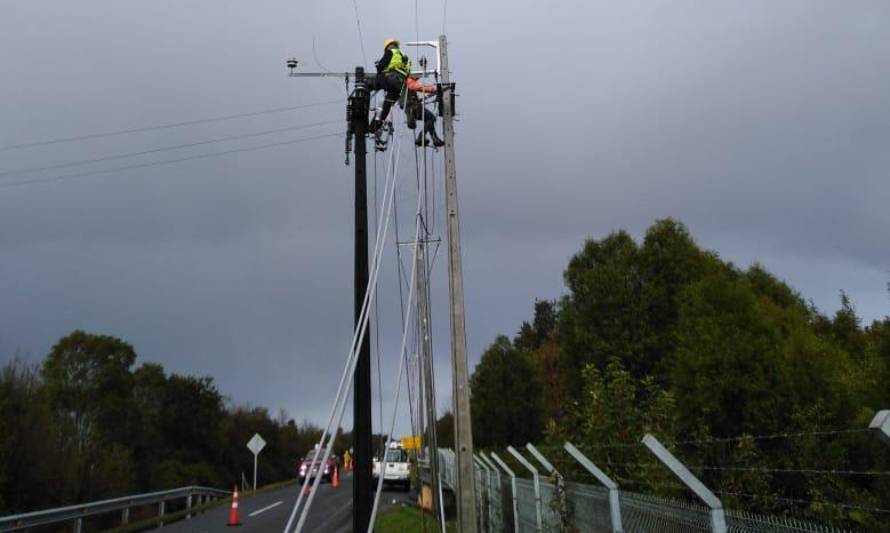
[
  {"xmin": 642, "ymin": 434, "xmax": 726, "ymax": 533},
  {"xmin": 870, "ymin": 410, "xmax": 890, "ymax": 445}
]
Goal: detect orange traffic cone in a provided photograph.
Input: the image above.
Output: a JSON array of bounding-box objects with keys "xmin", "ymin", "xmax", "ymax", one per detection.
[
  {"xmin": 303, "ymin": 482, "xmax": 311, "ymax": 496},
  {"xmin": 332, "ymin": 467, "xmax": 340, "ymax": 489},
  {"xmin": 227, "ymin": 485, "xmax": 242, "ymax": 526}
]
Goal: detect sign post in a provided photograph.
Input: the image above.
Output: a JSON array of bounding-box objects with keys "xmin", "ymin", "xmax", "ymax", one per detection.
[{"xmin": 247, "ymin": 433, "xmax": 267, "ymax": 491}]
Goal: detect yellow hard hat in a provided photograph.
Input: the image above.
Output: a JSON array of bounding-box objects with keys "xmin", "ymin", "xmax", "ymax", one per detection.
[{"xmin": 383, "ymin": 38, "xmax": 399, "ymax": 50}]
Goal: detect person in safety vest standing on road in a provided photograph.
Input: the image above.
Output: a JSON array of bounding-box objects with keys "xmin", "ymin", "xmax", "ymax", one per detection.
[{"xmin": 367, "ymin": 38, "xmax": 444, "ymax": 147}]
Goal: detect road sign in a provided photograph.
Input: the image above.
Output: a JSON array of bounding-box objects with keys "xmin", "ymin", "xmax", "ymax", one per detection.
[
  {"xmin": 247, "ymin": 433, "xmax": 266, "ymax": 491},
  {"xmin": 247, "ymin": 433, "xmax": 266, "ymax": 455},
  {"xmin": 401, "ymin": 436, "xmax": 422, "ymax": 450}
]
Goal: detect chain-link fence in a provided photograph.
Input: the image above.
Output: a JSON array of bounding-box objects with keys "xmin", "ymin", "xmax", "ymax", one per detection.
[{"xmin": 441, "ymin": 451, "xmax": 853, "ymax": 533}]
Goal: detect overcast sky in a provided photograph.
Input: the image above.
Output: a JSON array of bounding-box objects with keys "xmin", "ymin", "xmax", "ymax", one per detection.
[{"xmin": 2, "ymin": 1, "xmax": 888, "ymax": 435}]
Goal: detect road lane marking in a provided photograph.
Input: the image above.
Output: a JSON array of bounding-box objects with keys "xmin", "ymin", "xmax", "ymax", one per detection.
[
  {"xmin": 248, "ymin": 500, "xmax": 283, "ymax": 517},
  {"xmin": 313, "ymin": 502, "xmax": 352, "ymax": 532}
]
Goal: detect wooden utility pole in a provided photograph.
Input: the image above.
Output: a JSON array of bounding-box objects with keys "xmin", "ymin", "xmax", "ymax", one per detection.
[{"xmin": 439, "ymin": 34, "xmax": 478, "ymax": 533}]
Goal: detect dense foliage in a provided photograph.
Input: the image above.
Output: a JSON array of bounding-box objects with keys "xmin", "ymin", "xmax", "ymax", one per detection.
[
  {"xmin": 0, "ymin": 331, "xmax": 325, "ymax": 515},
  {"xmin": 469, "ymin": 219, "xmax": 890, "ymax": 529}
]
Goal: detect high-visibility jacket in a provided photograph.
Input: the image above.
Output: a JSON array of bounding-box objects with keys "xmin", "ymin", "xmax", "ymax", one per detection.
[{"xmin": 383, "ymin": 48, "xmax": 411, "ymax": 77}]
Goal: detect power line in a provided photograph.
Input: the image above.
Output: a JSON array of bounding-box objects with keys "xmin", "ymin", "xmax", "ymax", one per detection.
[
  {"xmin": 0, "ymin": 120, "xmax": 341, "ymax": 179},
  {"xmin": 0, "ymin": 100, "xmax": 341, "ymax": 152},
  {"xmin": 350, "ymin": 0, "xmax": 369, "ymax": 68},
  {"xmin": 0, "ymin": 132, "xmax": 341, "ymax": 190}
]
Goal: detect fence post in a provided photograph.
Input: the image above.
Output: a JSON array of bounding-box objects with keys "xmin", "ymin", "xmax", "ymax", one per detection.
[
  {"xmin": 479, "ymin": 453, "xmax": 503, "ymax": 533},
  {"xmin": 507, "ymin": 446, "xmax": 543, "ymax": 533},
  {"xmin": 121, "ymin": 506, "xmax": 130, "ymax": 525},
  {"xmin": 158, "ymin": 500, "xmax": 166, "ymax": 527},
  {"xmin": 642, "ymin": 434, "xmax": 726, "ymax": 533},
  {"xmin": 186, "ymin": 493, "xmax": 192, "ymax": 519},
  {"xmin": 491, "ymin": 452, "xmax": 520, "ymax": 533},
  {"xmin": 473, "ymin": 456, "xmax": 490, "ymax": 532},
  {"xmin": 869, "ymin": 410, "xmax": 890, "ymax": 445},
  {"xmin": 476, "ymin": 455, "xmax": 497, "ymax": 533},
  {"xmin": 564, "ymin": 442, "xmax": 623, "ymax": 533},
  {"xmin": 74, "ymin": 517, "xmax": 83, "ymax": 533},
  {"xmin": 527, "ymin": 443, "xmax": 570, "ymax": 532}
]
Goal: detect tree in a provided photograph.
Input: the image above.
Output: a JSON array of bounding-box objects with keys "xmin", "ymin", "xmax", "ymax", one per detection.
[
  {"xmin": 41, "ymin": 331, "xmax": 137, "ymax": 447},
  {"xmin": 470, "ymin": 336, "xmax": 544, "ymax": 447}
]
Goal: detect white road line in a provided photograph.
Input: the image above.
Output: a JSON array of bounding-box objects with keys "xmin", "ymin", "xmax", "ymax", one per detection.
[{"xmin": 248, "ymin": 500, "xmax": 283, "ymax": 517}]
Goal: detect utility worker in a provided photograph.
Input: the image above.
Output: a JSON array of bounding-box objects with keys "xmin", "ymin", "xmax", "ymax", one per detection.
[{"xmin": 367, "ymin": 38, "xmax": 444, "ymax": 147}]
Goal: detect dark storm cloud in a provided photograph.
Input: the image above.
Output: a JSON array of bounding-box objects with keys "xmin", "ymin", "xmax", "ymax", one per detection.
[{"xmin": 1, "ymin": 0, "xmax": 888, "ymax": 430}]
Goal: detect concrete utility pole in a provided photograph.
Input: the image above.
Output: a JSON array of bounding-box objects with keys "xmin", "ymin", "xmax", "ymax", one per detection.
[
  {"xmin": 439, "ymin": 34, "xmax": 478, "ymax": 533},
  {"xmin": 350, "ymin": 66, "xmax": 373, "ymax": 533}
]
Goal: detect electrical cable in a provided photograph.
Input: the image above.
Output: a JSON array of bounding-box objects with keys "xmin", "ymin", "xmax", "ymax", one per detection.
[
  {"xmin": 372, "ymin": 119, "xmax": 385, "ymax": 462},
  {"xmin": 0, "ymin": 132, "xmax": 342, "ymax": 190},
  {"xmin": 367, "ymin": 169, "xmax": 426, "ymax": 532},
  {"xmin": 0, "ymin": 120, "xmax": 341, "ymax": 179},
  {"xmin": 289, "ymin": 120, "xmax": 405, "ymax": 533},
  {"xmin": 282, "ymin": 127, "xmax": 400, "ymax": 531},
  {"xmin": 0, "ymin": 100, "xmax": 341, "ymax": 152}
]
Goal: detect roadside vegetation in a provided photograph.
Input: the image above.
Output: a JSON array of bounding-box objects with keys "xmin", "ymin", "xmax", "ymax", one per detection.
[
  {"xmin": 374, "ymin": 505, "xmax": 456, "ymax": 533},
  {"xmin": 465, "ymin": 218, "xmax": 890, "ymax": 530},
  {"xmin": 0, "ymin": 332, "xmax": 326, "ymax": 515}
]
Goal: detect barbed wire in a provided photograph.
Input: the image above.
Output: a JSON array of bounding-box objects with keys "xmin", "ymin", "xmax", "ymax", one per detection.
[
  {"xmin": 603, "ymin": 462, "xmax": 890, "ymax": 477},
  {"xmin": 667, "ymin": 428, "xmax": 871, "ymax": 446},
  {"xmin": 569, "ymin": 427, "xmax": 873, "ymax": 451},
  {"xmin": 715, "ymin": 490, "xmax": 890, "ymax": 515}
]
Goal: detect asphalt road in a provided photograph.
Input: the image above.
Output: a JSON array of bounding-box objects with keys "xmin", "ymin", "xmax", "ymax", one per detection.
[{"xmin": 160, "ymin": 472, "xmax": 410, "ymax": 532}]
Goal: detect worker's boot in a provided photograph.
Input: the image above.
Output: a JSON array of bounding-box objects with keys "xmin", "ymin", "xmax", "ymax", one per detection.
[{"xmin": 426, "ymin": 122, "xmax": 445, "ymax": 147}]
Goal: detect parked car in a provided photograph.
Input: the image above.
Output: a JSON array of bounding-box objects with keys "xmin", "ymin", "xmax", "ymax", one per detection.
[
  {"xmin": 372, "ymin": 443, "xmax": 411, "ymax": 491},
  {"xmin": 299, "ymin": 448, "xmax": 338, "ymax": 483}
]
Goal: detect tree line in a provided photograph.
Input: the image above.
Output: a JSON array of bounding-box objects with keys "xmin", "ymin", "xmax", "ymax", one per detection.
[
  {"xmin": 0, "ymin": 331, "xmax": 328, "ymax": 515},
  {"xmin": 468, "ymin": 219, "xmax": 890, "ymax": 530}
]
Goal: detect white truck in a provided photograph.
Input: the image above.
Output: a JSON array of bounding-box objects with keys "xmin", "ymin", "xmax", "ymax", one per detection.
[{"xmin": 372, "ymin": 442, "xmax": 411, "ymax": 491}]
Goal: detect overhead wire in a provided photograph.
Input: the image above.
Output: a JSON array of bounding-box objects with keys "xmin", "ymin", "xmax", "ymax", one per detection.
[
  {"xmin": 0, "ymin": 132, "xmax": 342, "ymax": 190},
  {"xmin": 0, "ymin": 99, "xmax": 341, "ymax": 152},
  {"xmin": 0, "ymin": 120, "xmax": 341, "ymax": 179},
  {"xmin": 350, "ymin": 0, "xmax": 369, "ymax": 69}
]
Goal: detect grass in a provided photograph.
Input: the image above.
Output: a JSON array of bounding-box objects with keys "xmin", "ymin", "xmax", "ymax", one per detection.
[{"xmin": 374, "ymin": 505, "xmax": 457, "ymax": 533}]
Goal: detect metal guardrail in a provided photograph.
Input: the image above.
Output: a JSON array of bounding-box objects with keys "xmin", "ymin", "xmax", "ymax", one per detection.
[{"xmin": 0, "ymin": 485, "xmax": 231, "ymax": 533}]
